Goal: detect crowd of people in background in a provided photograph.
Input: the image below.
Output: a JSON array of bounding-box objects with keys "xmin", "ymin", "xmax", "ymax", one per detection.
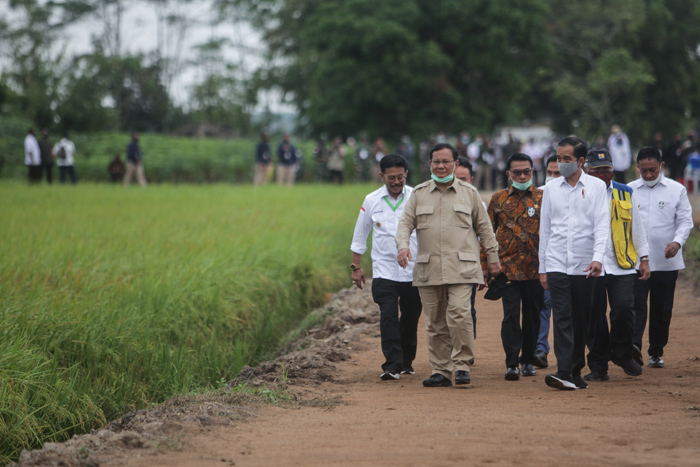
[
  {"xmin": 23, "ymin": 128, "xmax": 147, "ymax": 186},
  {"xmin": 253, "ymin": 124, "xmax": 700, "ymax": 191}
]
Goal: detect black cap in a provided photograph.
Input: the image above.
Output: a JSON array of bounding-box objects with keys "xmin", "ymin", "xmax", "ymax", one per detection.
[
  {"xmin": 585, "ymin": 147, "xmax": 613, "ymax": 169},
  {"xmin": 483, "ymin": 272, "xmax": 511, "ymax": 301}
]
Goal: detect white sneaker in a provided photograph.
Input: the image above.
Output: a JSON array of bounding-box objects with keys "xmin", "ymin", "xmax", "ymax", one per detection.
[{"xmin": 380, "ymin": 371, "xmax": 400, "ymax": 380}]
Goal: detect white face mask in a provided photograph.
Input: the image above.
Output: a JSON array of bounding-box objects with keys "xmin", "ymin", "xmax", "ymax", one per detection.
[
  {"xmin": 642, "ymin": 172, "xmax": 662, "ymax": 187},
  {"xmin": 545, "ymin": 176, "xmax": 558, "ymax": 184}
]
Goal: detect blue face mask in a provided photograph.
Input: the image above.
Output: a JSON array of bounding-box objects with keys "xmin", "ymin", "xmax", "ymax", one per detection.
[
  {"xmin": 431, "ymin": 166, "xmax": 455, "ymax": 184},
  {"xmin": 511, "ymin": 179, "xmax": 533, "ymax": 190}
]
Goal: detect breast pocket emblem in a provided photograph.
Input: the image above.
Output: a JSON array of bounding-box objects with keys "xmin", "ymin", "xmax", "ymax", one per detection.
[
  {"xmin": 658, "ymin": 201, "xmax": 665, "ymax": 209},
  {"xmin": 527, "ymin": 206, "xmax": 535, "ymax": 217}
]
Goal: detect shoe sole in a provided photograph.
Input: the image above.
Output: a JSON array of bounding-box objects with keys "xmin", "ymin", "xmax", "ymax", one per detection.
[
  {"xmin": 633, "ymin": 345, "xmax": 644, "ymax": 367},
  {"xmin": 521, "ymin": 372, "xmax": 535, "ymax": 377},
  {"xmin": 505, "ymin": 373, "xmax": 520, "ymax": 381},
  {"xmin": 380, "ymin": 373, "xmax": 400, "ymax": 381},
  {"xmin": 545, "ymin": 375, "xmax": 577, "ymax": 390},
  {"xmin": 400, "ymin": 371, "xmax": 415, "ymax": 375},
  {"xmin": 649, "ymin": 362, "xmax": 665, "ymax": 368},
  {"xmin": 423, "ymin": 381, "xmax": 452, "ymax": 387},
  {"xmin": 583, "ymin": 374, "xmax": 610, "ymax": 382}
]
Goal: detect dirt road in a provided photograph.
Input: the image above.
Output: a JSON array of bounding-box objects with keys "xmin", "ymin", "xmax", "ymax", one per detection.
[{"xmin": 114, "ymin": 279, "xmax": 700, "ymax": 467}]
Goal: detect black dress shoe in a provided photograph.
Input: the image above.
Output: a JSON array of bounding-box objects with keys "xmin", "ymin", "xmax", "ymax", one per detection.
[
  {"xmin": 611, "ymin": 357, "xmax": 643, "ymax": 376},
  {"xmin": 533, "ymin": 351, "xmax": 548, "ymax": 369},
  {"xmin": 583, "ymin": 371, "xmax": 610, "ymax": 382},
  {"xmin": 423, "ymin": 373, "xmax": 453, "ymax": 387},
  {"xmin": 521, "ymin": 363, "xmax": 536, "ymax": 377},
  {"xmin": 572, "ymin": 374, "xmax": 588, "ymax": 389},
  {"xmin": 455, "ymin": 370, "xmax": 471, "ymax": 385},
  {"xmin": 505, "ymin": 367, "xmax": 520, "ymax": 381}
]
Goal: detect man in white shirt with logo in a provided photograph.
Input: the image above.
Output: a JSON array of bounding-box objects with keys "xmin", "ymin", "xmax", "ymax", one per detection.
[
  {"xmin": 629, "ymin": 147, "xmax": 694, "ymax": 369},
  {"xmin": 539, "ymin": 137, "xmax": 610, "ymax": 391},
  {"xmin": 351, "ymin": 154, "xmax": 422, "ymax": 381}
]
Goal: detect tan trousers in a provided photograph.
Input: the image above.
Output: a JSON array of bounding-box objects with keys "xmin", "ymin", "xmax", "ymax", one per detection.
[
  {"xmin": 276, "ymin": 164, "xmax": 295, "ymax": 185},
  {"xmin": 255, "ymin": 163, "xmax": 270, "ymax": 186},
  {"xmin": 124, "ymin": 162, "xmax": 147, "ymax": 186},
  {"xmin": 418, "ymin": 284, "xmax": 475, "ymax": 378}
]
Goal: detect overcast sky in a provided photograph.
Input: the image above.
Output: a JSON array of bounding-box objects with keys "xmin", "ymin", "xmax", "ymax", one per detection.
[{"xmin": 55, "ymin": 1, "xmax": 290, "ymax": 112}]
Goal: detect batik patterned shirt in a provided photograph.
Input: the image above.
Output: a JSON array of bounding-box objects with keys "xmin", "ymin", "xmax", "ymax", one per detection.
[{"xmin": 487, "ymin": 185, "xmax": 543, "ymax": 281}]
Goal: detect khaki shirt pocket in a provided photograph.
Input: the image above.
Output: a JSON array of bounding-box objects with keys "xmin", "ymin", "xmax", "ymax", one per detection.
[
  {"xmin": 416, "ymin": 206, "xmax": 434, "ymax": 230},
  {"xmin": 454, "ymin": 204, "xmax": 472, "ymax": 229},
  {"xmin": 458, "ymin": 251, "xmax": 480, "ymax": 279},
  {"xmin": 415, "ymin": 253, "xmax": 431, "ymax": 282}
]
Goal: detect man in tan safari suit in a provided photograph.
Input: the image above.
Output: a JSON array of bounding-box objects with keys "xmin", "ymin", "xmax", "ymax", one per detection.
[{"xmin": 396, "ymin": 143, "xmax": 501, "ymax": 387}]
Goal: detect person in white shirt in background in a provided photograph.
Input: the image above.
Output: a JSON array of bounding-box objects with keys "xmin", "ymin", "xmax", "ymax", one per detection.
[
  {"xmin": 351, "ymin": 154, "xmax": 422, "ymax": 381},
  {"xmin": 24, "ymin": 128, "xmax": 42, "ymax": 184},
  {"xmin": 533, "ymin": 154, "xmax": 562, "ymax": 369},
  {"xmin": 522, "ymin": 137, "xmax": 545, "ymax": 186},
  {"xmin": 539, "ymin": 137, "xmax": 610, "ymax": 391},
  {"xmin": 628, "ymin": 147, "xmax": 694, "ymax": 369},
  {"xmin": 52, "ymin": 132, "xmax": 77, "ymax": 184},
  {"xmin": 583, "ymin": 148, "xmax": 650, "ymax": 383},
  {"xmin": 607, "ymin": 125, "xmax": 632, "ymax": 184}
]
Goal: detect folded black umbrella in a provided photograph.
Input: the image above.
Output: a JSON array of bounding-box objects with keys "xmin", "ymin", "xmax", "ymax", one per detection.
[{"xmin": 483, "ymin": 272, "xmax": 511, "ymax": 301}]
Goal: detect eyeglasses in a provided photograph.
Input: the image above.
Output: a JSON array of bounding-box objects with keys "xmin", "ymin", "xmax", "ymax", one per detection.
[
  {"xmin": 385, "ymin": 175, "xmax": 406, "ymax": 183},
  {"xmin": 509, "ymin": 169, "xmax": 532, "ymax": 177},
  {"xmin": 430, "ymin": 159, "xmax": 455, "ymax": 167}
]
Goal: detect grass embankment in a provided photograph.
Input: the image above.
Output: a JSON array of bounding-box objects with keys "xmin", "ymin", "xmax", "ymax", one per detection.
[{"xmin": 0, "ymin": 182, "xmax": 373, "ymax": 463}]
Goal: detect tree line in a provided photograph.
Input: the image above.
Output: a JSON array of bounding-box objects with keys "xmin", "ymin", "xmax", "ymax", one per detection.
[{"xmin": 2, "ymin": 0, "xmax": 700, "ymax": 145}]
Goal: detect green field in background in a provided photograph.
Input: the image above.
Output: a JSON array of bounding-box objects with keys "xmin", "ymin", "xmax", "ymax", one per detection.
[{"xmin": 0, "ymin": 182, "xmax": 374, "ymax": 463}]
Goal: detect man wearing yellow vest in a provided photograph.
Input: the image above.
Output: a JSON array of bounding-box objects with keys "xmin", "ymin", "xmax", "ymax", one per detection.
[{"xmin": 584, "ymin": 148, "xmax": 651, "ymax": 381}]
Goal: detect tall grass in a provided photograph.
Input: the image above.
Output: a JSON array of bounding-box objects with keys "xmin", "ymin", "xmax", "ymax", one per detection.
[{"xmin": 0, "ymin": 182, "xmax": 374, "ymax": 463}]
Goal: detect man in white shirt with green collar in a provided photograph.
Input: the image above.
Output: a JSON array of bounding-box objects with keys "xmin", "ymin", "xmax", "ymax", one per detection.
[
  {"xmin": 351, "ymin": 154, "xmax": 421, "ymax": 381},
  {"xmin": 629, "ymin": 146, "xmax": 694, "ymax": 369}
]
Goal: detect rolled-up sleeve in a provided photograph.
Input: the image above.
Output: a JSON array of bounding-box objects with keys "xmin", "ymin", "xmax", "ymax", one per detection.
[
  {"xmin": 673, "ymin": 187, "xmax": 694, "ymax": 246},
  {"xmin": 350, "ymin": 199, "xmax": 373, "ymax": 255},
  {"xmin": 396, "ymin": 192, "xmax": 417, "ymax": 251}
]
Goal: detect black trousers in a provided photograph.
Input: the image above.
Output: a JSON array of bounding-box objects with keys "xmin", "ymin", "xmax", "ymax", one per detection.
[
  {"xmin": 28, "ymin": 165, "xmax": 42, "ymax": 183},
  {"xmin": 42, "ymin": 163, "xmax": 53, "ymax": 184},
  {"xmin": 501, "ymin": 279, "xmax": 544, "ymax": 368},
  {"xmin": 586, "ymin": 273, "xmax": 636, "ymax": 373},
  {"xmin": 548, "ymin": 273, "xmax": 596, "ymax": 376},
  {"xmin": 633, "ymin": 270, "xmax": 678, "ymax": 358},
  {"xmin": 372, "ymin": 278, "xmax": 422, "ymax": 373},
  {"xmin": 59, "ymin": 166, "xmax": 77, "ymax": 184}
]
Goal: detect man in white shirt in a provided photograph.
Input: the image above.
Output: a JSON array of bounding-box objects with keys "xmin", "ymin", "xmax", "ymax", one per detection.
[
  {"xmin": 351, "ymin": 154, "xmax": 421, "ymax": 381},
  {"xmin": 607, "ymin": 125, "xmax": 632, "ymax": 184},
  {"xmin": 534, "ymin": 154, "xmax": 562, "ymax": 369},
  {"xmin": 539, "ymin": 137, "xmax": 610, "ymax": 390},
  {"xmin": 24, "ymin": 128, "xmax": 42, "ymax": 184},
  {"xmin": 583, "ymin": 148, "xmax": 650, "ymax": 382},
  {"xmin": 629, "ymin": 147, "xmax": 694, "ymax": 369},
  {"xmin": 52, "ymin": 133, "xmax": 77, "ymax": 184}
]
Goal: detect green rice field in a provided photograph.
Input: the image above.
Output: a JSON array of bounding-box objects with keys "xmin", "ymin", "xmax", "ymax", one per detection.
[{"xmin": 0, "ymin": 181, "xmax": 373, "ymax": 463}]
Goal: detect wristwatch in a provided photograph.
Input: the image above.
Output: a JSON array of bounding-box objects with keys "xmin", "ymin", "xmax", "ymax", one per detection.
[
  {"xmin": 350, "ymin": 263, "xmax": 361, "ymax": 271},
  {"xmin": 640, "ymin": 256, "xmax": 649, "ymax": 261}
]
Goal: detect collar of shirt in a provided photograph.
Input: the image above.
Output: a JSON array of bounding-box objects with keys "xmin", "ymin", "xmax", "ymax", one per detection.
[
  {"xmin": 507, "ymin": 183, "xmax": 536, "ymax": 198},
  {"xmin": 381, "ymin": 184, "xmax": 405, "ymax": 201},
  {"xmin": 428, "ymin": 179, "xmax": 457, "ymax": 192},
  {"xmin": 554, "ymin": 170, "xmax": 593, "ymax": 190}
]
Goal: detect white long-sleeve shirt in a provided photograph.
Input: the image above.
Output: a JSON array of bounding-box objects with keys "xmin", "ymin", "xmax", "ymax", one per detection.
[
  {"xmin": 52, "ymin": 138, "xmax": 76, "ymax": 167},
  {"xmin": 351, "ymin": 185, "xmax": 417, "ymax": 282},
  {"xmin": 607, "ymin": 133, "xmax": 632, "ymax": 172},
  {"xmin": 603, "ymin": 184, "xmax": 649, "ymax": 276},
  {"xmin": 24, "ymin": 134, "xmax": 41, "ymax": 166},
  {"xmin": 627, "ymin": 175, "xmax": 694, "ymax": 271},
  {"xmin": 539, "ymin": 172, "xmax": 610, "ymax": 275}
]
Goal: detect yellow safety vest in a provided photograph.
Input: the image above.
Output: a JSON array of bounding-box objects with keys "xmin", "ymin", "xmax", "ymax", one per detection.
[{"xmin": 610, "ymin": 183, "xmax": 637, "ymax": 269}]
